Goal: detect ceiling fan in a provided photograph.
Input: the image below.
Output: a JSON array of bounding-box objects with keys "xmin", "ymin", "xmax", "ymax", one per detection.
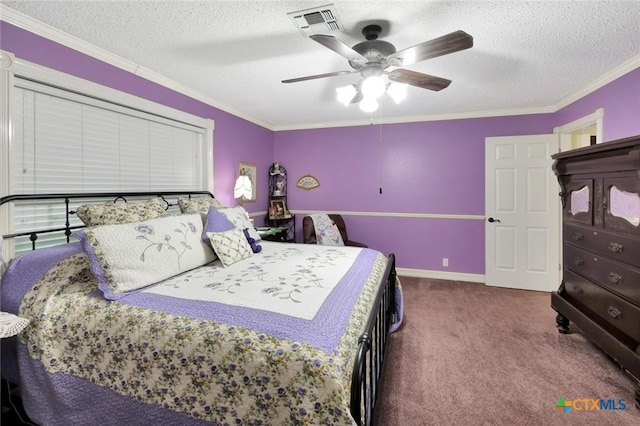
[{"xmin": 282, "ymin": 24, "xmax": 473, "ymax": 111}]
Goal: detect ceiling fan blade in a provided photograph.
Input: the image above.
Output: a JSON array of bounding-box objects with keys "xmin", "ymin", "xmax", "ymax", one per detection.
[
  {"xmin": 350, "ymin": 90, "xmax": 363, "ymax": 104},
  {"xmin": 282, "ymin": 70, "xmax": 356, "ymax": 83},
  {"xmin": 387, "ymin": 30, "xmax": 473, "ymax": 66},
  {"xmin": 310, "ymin": 34, "xmax": 368, "ymax": 63},
  {"xmin": 388, "ymin": 69, "xmax": 452, "ymax": 91}
]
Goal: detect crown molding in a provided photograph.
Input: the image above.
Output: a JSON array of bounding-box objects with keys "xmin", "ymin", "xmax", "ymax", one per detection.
[
  {"xmin": 274, "ymin": 54, "xmax": 640, "ymax": 132},
  {"xmin": 2, "ymin": 4, "xmax": 638, "ymax": 133},
  {"xmin": 1, "ymin": 5, "xmax": 139, "ymax": 73},
  {"xmin": 271, "ymin": 105, "xmax": 557, "ymax": 131},
  {"xmin": 552, "ymin": 54, "xmax": 640, "ymax": 111},
  {"xmin": 0, "ymin": 5, "xmax": 273, "ymax": 131},
  {"xmin": 291, "ymin": 210, "xmax": 484, "ymax": 220}
]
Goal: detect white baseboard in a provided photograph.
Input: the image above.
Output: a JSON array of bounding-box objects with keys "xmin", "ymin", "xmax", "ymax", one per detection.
[{"xmin": 396, "ymin": 267, "xmax": 485, "ymax": 283}]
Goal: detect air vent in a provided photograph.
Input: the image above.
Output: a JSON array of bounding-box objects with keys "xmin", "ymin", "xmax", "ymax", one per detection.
[{"xmin": 287, "ymin": 4, "xmax": 343, "ymax": 37}]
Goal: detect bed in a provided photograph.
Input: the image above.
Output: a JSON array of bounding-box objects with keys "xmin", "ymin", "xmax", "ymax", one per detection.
[{"xmin": 0, "ymin": 191, "xmax": 401, "ymax": 426}]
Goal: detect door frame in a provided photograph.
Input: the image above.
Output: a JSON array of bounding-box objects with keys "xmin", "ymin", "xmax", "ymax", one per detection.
[{"xmin": 553, "ymin": 107, "xmax": 604, "ymax": 151}]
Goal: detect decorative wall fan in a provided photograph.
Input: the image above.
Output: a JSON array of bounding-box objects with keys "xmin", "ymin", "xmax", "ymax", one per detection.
[{"xmin": 282, "ymin": 24, "xmax": 473, "ymax": 112}]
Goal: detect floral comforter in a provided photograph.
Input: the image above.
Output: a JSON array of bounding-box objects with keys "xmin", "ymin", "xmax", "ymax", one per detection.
[{"xmin": 17, "ymin": 242, "xmax": 389, "ymax": 425}]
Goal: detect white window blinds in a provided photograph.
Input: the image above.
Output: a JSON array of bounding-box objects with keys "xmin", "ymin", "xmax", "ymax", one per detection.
[{"xmin": 10, "ymin": 79, "xmax": 205, "ymax": 252}]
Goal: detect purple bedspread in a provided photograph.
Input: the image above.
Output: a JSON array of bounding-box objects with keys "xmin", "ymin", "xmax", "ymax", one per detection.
[
  {"xmin": 1, "ymin": 243, "xmax": 83, "ymax": 314},
  {"xmin": 2, "ymin": 242, "xmax": 403, "ymax": 425},
  {"xmin": 1, "ymin": 243, "xmax": 83, "ymax": 383}
]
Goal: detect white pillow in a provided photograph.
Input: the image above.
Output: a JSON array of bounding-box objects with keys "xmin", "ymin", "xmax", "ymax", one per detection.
[
  {"xmin": 218, "ymin": 206, "xmax": 261, "ymax": 241},
  {"xmin": 207, "ymin": 228, "xmax": 253, "ymax": 267},
  {"xmin": 77, "ymin": 213, "xmax": 216, "ymax": 299}
]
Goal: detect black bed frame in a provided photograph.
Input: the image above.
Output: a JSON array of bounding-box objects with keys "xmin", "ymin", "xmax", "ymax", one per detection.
[{"xmin": 0, "ymin": 191, "xmax": 396, "ymax": 426}]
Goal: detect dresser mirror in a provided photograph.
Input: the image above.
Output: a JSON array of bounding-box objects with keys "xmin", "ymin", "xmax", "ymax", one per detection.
[
  {"xmin": 609, "ymin": 185, "xmax": 640, "ymax": 227},
  {"xmin": 569, "ymin": 186, "xmax": 590, "ymax": 216}
]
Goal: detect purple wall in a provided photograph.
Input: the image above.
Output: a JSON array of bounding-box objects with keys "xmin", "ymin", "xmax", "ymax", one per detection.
[
  {"xmin": 2, "ymin": 20, "xmax": 639, "ymax": 274},
  {"xmin": 275, "ymin": 115, "xmax": 556, "ymax": 273},
  {"xmin": 275, "ymin": 69, "xmax": 639, "ymax": 273},
  {"xmin": 552, "ymin": 67, "xmax": 640, "ymax": 142},
  {"xmin": 0, "ymin": 22, "xmax": 274, "ymax": 214}
]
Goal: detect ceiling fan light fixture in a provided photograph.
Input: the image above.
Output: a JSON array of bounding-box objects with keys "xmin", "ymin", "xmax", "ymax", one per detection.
[
  {"xmin": 336, "ymin": 84, "xmax": 357, "ymax": 106},
  {"xmin": 284, "ymin": 26, "xmax": 474, "ymax": 115},
  {"xmin": 359, "ymin": 97, "xmax": 379, "ymax": 113},
  {"xmin": 387, "ymin": 82, "xmax": 408, "ymax": 104},
  {"xmin": 361, "ymin": 75, "xmax": 386, "ymax": 100}
]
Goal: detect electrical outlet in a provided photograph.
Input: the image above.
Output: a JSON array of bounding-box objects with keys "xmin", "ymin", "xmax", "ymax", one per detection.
[{"xmin": 442, "ymin": 258, "xmax": 448, "ymax": 267}]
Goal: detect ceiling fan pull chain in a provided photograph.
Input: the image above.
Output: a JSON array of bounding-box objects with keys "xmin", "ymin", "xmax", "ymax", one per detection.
[{"xmin": 379, "ymin": 102, "xmax": 383, "ymax": 194}]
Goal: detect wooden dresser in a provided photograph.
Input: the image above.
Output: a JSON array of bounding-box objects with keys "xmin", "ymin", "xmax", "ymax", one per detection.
[{"xmin": 551, "ymin": 134, "xmax": 640, "ymax": 408}]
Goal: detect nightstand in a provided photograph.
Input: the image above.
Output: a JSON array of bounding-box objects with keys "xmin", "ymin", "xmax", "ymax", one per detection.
[
  {"xmin": 257, "ymin": 227, "xmax": 288, "ymax": 242},
  {"xmin": 265, "ymin": 215, "xmax": 296, "ymax": 242}
]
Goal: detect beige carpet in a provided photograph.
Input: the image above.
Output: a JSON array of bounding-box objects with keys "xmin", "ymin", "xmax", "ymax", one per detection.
[{"xmin": 374, "ymin": 277, "xmax": 638, "ymax": 425}]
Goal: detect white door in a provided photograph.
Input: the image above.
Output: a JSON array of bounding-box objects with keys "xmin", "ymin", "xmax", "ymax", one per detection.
[{"xmin": 485, "ymin": 134, "xmax": 560, "ymax": 292}]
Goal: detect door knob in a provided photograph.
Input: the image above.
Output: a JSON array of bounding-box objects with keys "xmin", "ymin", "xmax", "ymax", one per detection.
[{"xmin": 488, "ymin": 217, "xmax": 501, "ymax": 223}]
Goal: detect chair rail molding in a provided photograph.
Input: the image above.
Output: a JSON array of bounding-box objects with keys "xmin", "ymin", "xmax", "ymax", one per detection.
[{"xmin": 292, "ymin": 210, "xmax": 484, "ymax": 220}]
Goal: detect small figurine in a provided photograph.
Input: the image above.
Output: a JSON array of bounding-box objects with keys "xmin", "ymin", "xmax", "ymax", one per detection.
[
  {"xmin": 243, "ymin": 228, "xmax": 262, "ymax": 253},
  {"xmin": 270, "ymin": 162, "xmax": 283, "ymax": 176}
]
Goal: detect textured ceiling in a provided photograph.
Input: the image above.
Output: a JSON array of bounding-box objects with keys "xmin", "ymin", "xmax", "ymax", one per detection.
[{"xmin": 2, "ymin": 1, "xmax": 639, "ymax": 130}]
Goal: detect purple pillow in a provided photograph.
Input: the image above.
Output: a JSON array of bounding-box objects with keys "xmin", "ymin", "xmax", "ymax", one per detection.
[{"xmin": 201, "ymin": 206, "xmax": 235, "ymax": 245}]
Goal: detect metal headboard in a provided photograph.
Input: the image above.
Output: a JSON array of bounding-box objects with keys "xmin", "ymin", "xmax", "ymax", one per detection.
[{"xmin": 0, "ymin": 191, "xmax": 215, "ymax": 250}]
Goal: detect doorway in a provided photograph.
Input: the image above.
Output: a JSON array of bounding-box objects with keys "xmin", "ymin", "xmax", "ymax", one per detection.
[
  {"xmin": 554, "ymin": 107, "xmax": 604, "ymax": 150},
  {"xmin": 485, "ymin": 134, "xmax": 560, "ymax": 291},
  {"xmin": 484, "ymin": 108, "xmax": 605, "ymax": 291}
]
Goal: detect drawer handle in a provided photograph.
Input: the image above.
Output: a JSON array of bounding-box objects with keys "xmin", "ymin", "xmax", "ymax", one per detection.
[
  {"xmin": 572, "ymin": 232, "xmax": 584, "ymax": 241},
  {"xmin": 607, "ymin": 306, "xmax": 622, "ymax": 319},
  {"xmin": 608, "ymin": 272, "xmax": 623, "ymax": 285},
  {"xmin": 608, "ymin": 242, "xmax": 624, "ymax": 253},
  {"xmin": 572, "ymin": 256, "xmax": 584, "ymax": 266}
]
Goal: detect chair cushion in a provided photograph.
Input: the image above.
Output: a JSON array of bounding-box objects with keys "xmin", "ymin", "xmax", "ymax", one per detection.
[
  {"xmin": 308, "ymin": 214, "xmax": 345, "ymax": 246},
  {"xmin": 303, "ymin": 214, "xmax": 367, "ymax": 247}
]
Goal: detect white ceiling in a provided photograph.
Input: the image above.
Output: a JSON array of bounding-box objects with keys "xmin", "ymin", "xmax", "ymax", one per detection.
[{"xmin": 2, "ymin": 1, "xmax": 640, "ymax": 130}]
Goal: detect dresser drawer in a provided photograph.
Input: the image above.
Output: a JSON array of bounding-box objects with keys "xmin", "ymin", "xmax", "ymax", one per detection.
[
  {"xmin": 565, "ymin": 244, "xmax": 640, "ymax": 304},
  {"xmin": 565, "ymin": 223, "xmax": 640, "ymax": 267},
  {"xmin": 564, "ymin": 270, "xmax": 640, "ymax": 342}
]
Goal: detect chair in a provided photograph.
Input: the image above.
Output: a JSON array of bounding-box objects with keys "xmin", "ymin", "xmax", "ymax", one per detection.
[{"xmin": 302, "ymin": 214, "xmax": 367, "ymax": 247}]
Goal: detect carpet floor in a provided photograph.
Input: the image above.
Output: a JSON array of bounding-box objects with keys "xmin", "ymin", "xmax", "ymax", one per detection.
[
  {"xmin": 3, "ymin": 277, "xmax": 638, "ymax": 425},
  {"xmin": 374, "ymin": 277, "xmax": 638, "ymax": 425}
]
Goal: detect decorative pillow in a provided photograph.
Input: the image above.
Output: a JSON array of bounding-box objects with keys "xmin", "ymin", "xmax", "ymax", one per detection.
[
  {"xmin": 178, "ymin": 197, "xmax": 225, "ymax": 217},
  {"xmin": 201, "ymin": 206, "xmax": 235, "ymax": 247},
  {"xmin": 75, "ymin": 198, "xmax": 167, "ymax": 226},
  {"xmin": 207, "ymin": 228, "xmax": 253, "ymax": 267},
  {"xmin": 76, "ymin": 213, "xmax": 215, "ymax": 300},
  {"xmin": 218, "ymin": 206, "xmax": 261, "ymax": 241},
  {"xmin": 317, "ymin": 223, "xmax": 345, "ymax": 246}
]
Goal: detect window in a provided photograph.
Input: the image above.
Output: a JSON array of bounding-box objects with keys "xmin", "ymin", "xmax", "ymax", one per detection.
[
  {"xmin": 13, "ymin": 80, "xmax": 203, "ymax": 193},
  {"xmin": 1, "ymin": 55, "xmax": 214, "ymax": 256}
]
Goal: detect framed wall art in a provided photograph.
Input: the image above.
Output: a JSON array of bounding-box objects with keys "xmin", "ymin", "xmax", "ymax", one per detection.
[{"xmin": 296, "ymin": 174, "xmax": 320, "ymax": 190}]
